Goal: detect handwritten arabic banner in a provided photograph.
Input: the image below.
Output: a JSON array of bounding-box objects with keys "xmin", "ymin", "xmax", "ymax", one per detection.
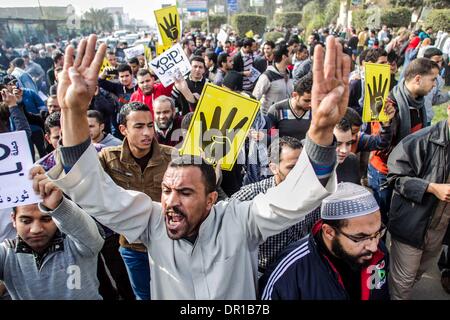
[
  {"xmin": 149, "ymin": 43, "xmax": 191, "ymax": 87},
  {"xmin": 0, "ymin": 131, "xmax": 40, "ymax": 210}
]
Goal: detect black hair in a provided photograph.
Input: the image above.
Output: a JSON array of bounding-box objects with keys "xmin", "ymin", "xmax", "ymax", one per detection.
[
  {"xmin": 322, "ymin": 219, "xmax": 349, "ymax": 230},
  {"xmin": 294, "ymin": 73, "xmax": 313, "ymax": 96},
  {"xmin": 168, "ymin": 155, "xmax": 217, "ymax": 194},
  {"xmin": 364, "ymin": 48, "xmax": 387, "ymax": 63},
  {"xmin": 128, "ymin": 57, "xmax": 139, "ymax": 65},
  {"xmin": 87, "ymin": 109, "xmax": 105, "ymax": 125},
  {"xmin": 343, "ymin": 107, "xmax": 363, "ymax": 127},
  {"xmin": 242, "ymin": 37, "xmax": 255, "ymax": 48},
  {"xmin": 273, "ymin": 44, "xmax": 289, "ymax": 63},
  {"xmin": 117, "ymin": 63, "xmax": 132, "ymax": 74},
  {"xmin": 423, "ymin": 47, "xmax": 443, "ymax": 59},
  {"xmin": 268, "ymin": 136, "xmax": 303, "ymax": 164},
  {"xmin": 335, "ymin": 117, "xmax": 352, "ymax": 132},
  {"xmin": 190, "ymin": 55, "xmax": 206, "ymax": 68},
  {"xmin": 118, "ymin": 101, "xmax": 151, "ymax": 126},
  {"xmin": 52, "ymin": 52, "xmax": 64, "ymax": 64},
  {"xmin": 217, "ymin": 52, "xmax": 229, "ymax": 68},
  {"xmin": 12, "ymin": 58, "xmax": 25, "ymax": 69},
  {"xmin": 44, "ymin": 111, "xmax": 61, "ymax": 135},
  {"xmin": 205, "ymin": 50, "xmax": 217, "ymax": 65},
  {"xmin": 137, "ymin": 68, "xmax": 150, "ymax": 78},
  {"xmin": 263, "ymin": 40, "xmax": 275, "ymax": 49}
]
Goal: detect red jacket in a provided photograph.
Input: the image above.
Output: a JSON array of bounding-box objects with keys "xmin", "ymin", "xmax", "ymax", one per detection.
[{"xmin": 129, "ymin": 82, "xmax": 173, "ymax": 115}]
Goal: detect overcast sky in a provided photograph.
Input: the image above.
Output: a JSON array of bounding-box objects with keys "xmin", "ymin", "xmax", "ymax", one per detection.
[{"xmin": 1, "ymin": 0, "xmax": 177, "ymax": 26}]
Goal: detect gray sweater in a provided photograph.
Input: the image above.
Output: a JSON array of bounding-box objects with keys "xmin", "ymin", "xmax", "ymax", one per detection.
[{"xmin": 0, "ymin": 198, "xmax": 104, "ymax": 300}]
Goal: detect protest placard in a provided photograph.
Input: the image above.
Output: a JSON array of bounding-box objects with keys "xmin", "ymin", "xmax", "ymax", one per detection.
[
  {"xmin": 155, "ymin": 5, "xmax": 181, "ymax": 46},
  {"xmin": 180, "ymin": 83, "xmax": 260, "ymax": 171},
  {"xmin": 248, "ymin": 66, "xmax": 261, "ymax": 83},
  {"xmin": 156, "ymin": 43, "xmax": 172, "ymax": 56},
  {"xmin": 0, "ymin": 131, "xmax": 40, "ymax": 209},
  {"xmin": 363, "ymin": 62, "xmax": 391, "ymax": 122},
  {"xmin": 124, "ymin": 44, "xmax": 145, "ymax": 60},
  {"xmin": 217, "ymin": 29, "xmax": 228, "ymax": 45},
  {"xmin": 149, "ymin": 43, "xmax": 191, "ymax": 87}
]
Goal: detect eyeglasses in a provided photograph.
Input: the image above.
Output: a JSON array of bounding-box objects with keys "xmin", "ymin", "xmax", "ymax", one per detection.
[{"xmin": 335, "ymin": 224, "xmax": 386, "ymax": 245}]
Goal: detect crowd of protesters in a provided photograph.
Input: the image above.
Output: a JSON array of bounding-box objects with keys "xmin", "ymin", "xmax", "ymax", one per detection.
[{"xmin": 0, "ymin": 19, "xmax": 449, "ymax": 301}]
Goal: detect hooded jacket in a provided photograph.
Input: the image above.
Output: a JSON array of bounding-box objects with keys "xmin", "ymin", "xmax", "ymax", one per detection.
[{"xmin": 252, "ymin": 65, "xmax": 293, "ymax": 115}]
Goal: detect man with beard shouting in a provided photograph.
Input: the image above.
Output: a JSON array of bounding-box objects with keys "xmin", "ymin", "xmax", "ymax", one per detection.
[
  {"xmin": 36, "ymin": 34, "xmax": 351, "ymax": 299},
  {"xmin": 260, "ymin": 182, "xmax": 390, "ymax": 300}
]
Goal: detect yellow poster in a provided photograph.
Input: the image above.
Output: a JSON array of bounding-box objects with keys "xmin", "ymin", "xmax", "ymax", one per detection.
[
  {"xmin": 245, "ymin": 30, "xmax": 254, "ymax": 38},
  {"xmin": 154, "ymin": 6, "xmax": 181, "ymax": 46},
  {"xmin": 98, "ymin": 57, "xmax": 115, "ymax": 81},
  {"xmin": 363, "ymin": 63, "xmax": 391, "ymax": 123},
  {"xmin": 144, "ymin": 45, "xmax": 152, "ymax": 62},
  {"xmin": 156, "ymin": 44, "xmax": 172, "ymax": 56},
  {"xmin": 180, "ymin": 83, "xmax": 260, "ymax": 171}
]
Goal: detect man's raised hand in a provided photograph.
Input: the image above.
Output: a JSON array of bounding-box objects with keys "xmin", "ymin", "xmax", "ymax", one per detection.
[
  {"xmin": 57, "ymin": 34, "xmax": 107, "ymax": 115},
  {"xmin": 309, "ymin": 36, "xmax": 351, "ymax": 146}
]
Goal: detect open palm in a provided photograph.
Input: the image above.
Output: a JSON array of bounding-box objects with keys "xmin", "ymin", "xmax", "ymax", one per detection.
[
  {"xmin": 57, "ymin": 34, "xmax": 107, "ymax": 115},
  {"xmin": 311, "ymin": 37, "xmax": 351, "ymax": 132}
]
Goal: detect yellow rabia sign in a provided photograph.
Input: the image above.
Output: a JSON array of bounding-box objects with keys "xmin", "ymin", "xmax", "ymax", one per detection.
[
  {"xmin": 363, "ymin": 62, "xmax": 391, "ymax": 123},
  {"xmin": 180, "ymin": 83, "xmax": 260, "ymax": 171},
  {"xmin": 154, "ymin": 5, "xmax": 181, "ymax": 46},
  {"xmin": 156, "ymin": 44, "xmax": 172, "ymax": 56}
]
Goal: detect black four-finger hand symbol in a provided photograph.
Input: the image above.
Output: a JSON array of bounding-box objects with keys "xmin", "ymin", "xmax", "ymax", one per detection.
[
  {"xmin": 368, "ymin": 74, "xmax": 389, "ymax": 119},
  {"xmin": 160, "ymin": 13, "xmax": 179, "ymax": 41},
  {"xmin": 199, "ymin": 106, "xmax": 248, "ymax": 165}
]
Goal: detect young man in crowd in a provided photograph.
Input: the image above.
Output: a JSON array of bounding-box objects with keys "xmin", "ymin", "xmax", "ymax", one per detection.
[
  {"xmin": 1, "ymin": 170, "xmax": 104, "ymax": 299},
  {"xmin": 87, "ymin": 110, "xmax": 122, "ymax": 147},
  {"xmin": 213, "ymin": 52, "xmax": 233, "ymax": 87},
  {"xmin": 232, "ymin": 37, "xmax": 256, "ymax": 92},
  {"xmin": 130, "ymin": 68, "xmax": 173, "ymax": 115},
  {"xmin": 254, "ymin": 40, "xmax": 275, "ymax": 73},
  {"xmin": 268, "ymin": 73, "xmax": 312, "ymax": 141},
  {"xmin": 171, "ymin": 56, "xmax": 208, "ymax": 115},
  {"xmin": 253, "ymin": 44, "xmax": 294, "ymax": 115}
]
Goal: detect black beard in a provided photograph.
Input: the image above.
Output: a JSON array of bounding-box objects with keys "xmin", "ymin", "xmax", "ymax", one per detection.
[{"xmin": 331, "ymin": 237, "xmax": 373, "ymax": 271}]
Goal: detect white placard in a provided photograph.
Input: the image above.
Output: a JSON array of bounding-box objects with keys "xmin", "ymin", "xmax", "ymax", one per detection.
[
  {"xmin": 149, "ymin": 43, "xmax": 191, "ymax": 87},
  {"xmin": 217, "ymin": 29, "xmax": 228, "ymax": 45},
  {"xmin": 0, "ymin": 131, "xmax": 40, "ymax": 209},
  {"xmin": 248, "ymin": 66, "xmax": 261, "ymax": 83},
  {"xmin": 124, "ymin": 44, "xmax": 145, "ymax": 60}
]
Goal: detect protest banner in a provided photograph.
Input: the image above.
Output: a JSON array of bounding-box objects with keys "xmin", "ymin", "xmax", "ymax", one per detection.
[
  {"xmin": 363, "ymin": 62, "xmax": 391, "ymax": 122},
  {"xmin": 155, "ymin": 5, "xmax": 181, "ymax": 46},
  {"xmin": 149, "ymin": 43, "xmax": 191, "ymax": 87},
  {"xmin": 0, "ymin": 131, "xmax": 40, "ymax": 209},
  {"xmin": 98, "ymin": 57, "xmax": 115, "ymax": 81},
  {"xmin": 124, "ymin": 44, "xmax": 145, "ymax": 60},
  {"xmin": 248, "ymin": 66, "xmax": 261, "ymax": 83},
  {"xmin": 180, "ymin": 83, "xmax": 260, "ymax": 171},
  {"xmin": 217, "ymin": 29, "xmax": 228, "ymax": 45},
  {"xmin": 156, "ymin": 43, "xmax": 172, "ymax": 56}
]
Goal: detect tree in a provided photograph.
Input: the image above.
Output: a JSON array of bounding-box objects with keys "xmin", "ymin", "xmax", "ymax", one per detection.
[{"xmin": 83, "ymin": 8, "xmax": 114, "ymax": 33}]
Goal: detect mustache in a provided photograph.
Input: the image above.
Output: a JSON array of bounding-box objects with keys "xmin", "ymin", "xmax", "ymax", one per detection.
[{"xmin": 165, "ymin": 206, "xmax": 185, "ymax": 217}]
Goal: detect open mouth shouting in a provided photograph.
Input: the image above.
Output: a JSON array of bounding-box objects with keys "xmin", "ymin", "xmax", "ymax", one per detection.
[{"xmin": 165, "ymin": 207, "xmax": 186, "ymax": 235}]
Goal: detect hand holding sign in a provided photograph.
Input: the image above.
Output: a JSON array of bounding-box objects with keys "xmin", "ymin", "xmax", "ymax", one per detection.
[
  {"xmin": 199, "ymin": 106, "xmax": 248, "ymax": 165},
  {"xmin": 368, "ymin": 74, "xmax": 389, "ymax": 119},
  {"xmin": 160, "ymin": 13, "xmax": 179, "ymax": 41},
  {"xmin": 1, "ymin": 89, "xmax": 18, "ymax": 107},
  {"xmin": 30, "ymin": 166, "xmax": 62, "ymax": 210},
  {"xmin": 363, "ymin": 62, "xmax": 391, "ymax": 123}
]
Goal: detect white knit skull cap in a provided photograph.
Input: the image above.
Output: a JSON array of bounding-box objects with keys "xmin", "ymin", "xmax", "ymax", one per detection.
[{"xmin": 321, "ymin": 182, "xmax": 380, "ymax": 220}]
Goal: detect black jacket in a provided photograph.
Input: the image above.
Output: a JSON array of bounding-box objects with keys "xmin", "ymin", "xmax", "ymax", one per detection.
[
  {"xmin": 387, "ymin": 120, "xmax": 450, "ymax": 249},
  {"xmin": 259, "ymin": 221, "xmax": 390, "ymax": 300}
]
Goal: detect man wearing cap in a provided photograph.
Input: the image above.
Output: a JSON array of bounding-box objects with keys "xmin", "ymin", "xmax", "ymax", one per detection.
[{"xmin": 260, "ymin": 182, "xmax": 390, "ymax": 300}]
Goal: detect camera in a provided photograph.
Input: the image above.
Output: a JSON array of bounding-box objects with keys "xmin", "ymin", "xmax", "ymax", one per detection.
[{"xmin": 106, "ymin": 67, "xmax": 118, "ymax": 76}]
